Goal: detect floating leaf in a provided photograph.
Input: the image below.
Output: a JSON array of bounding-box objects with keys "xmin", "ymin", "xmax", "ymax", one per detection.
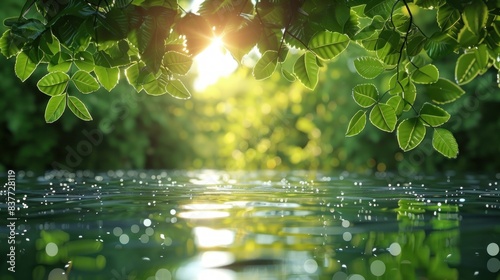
[
  {"xmin": 354, "ymin": 57, "xmax": 385, "ymax": 79},
  {"xmin": 352, "ymin": 84, "xmax": 378, "ymax": 108},
  {"xmin": 67, "ymin": 95, "xmax": 92, "ymax": 121},
  {"xmin": 346, "ymin": 110, "xmax": 367, "ymax": 137},
  {"xmin": 432, "ymin": 128, "xmax": 458, "ymax": 158},
  {"xmin": 419, "ymin": 103, "xmax": 450, "ymax": 127},
  {"xmin": 15, "ymin": 51, "xmax": 38, "ymax": 82},
  {"xmin": 163, "ymin": 51, "xmax": 193, "ymax": 75},
  {"xmin": 412, "ymin": 64, "xmax": 439, "ymax": 84},
  {"xmin": 293, "ymin": 52, "xmax": 319, "ymax": 90},
  {"xmin": 308, "ymin": 31, "xmax": 349, "ymax": 60},
  {"xmin": 369, "ymin": 103, "xmax": 397, "ymax": 132},
  {"xmin": 397, "ymin": 117, "xmax": 426, "ymax": 151},
  {"xmin": 71, "ymin": 70, "xmax": 100, "ymax": 93},
  {"xmin": 424, "ymin": 78, "xmax": 465, "ymax": 104},
  {"xmin": 44, "ymin": 93, "xmax": 66, "ymax": 123},
  {"xmin": 94, "ymin": 66, "xmax": 120, "ymax": 92},
  {"xmin": 37, "ymin": 72, "xmax": 70, "ymax": 96},
  {"xmin": 166, "ymin": 79, "xmax": 191, "ymax": 99},
  {"xmin": 253, "ymin": 50, "xmax": 278, "ymax": 80}
]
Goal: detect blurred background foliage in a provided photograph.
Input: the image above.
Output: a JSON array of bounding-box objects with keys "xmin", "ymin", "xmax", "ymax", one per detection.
[{"xmin": 1, "ymin": 0, "xmax": 499, "ymax": 174}]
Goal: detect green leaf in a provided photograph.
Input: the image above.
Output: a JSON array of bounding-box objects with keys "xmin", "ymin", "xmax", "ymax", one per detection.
[
  {"xmin": 475, "ymin": 44, "xmax": 490, "ymax": 74},
  {"xmin": 293, "ymin": 52, "xmax": 320, "ymax": 90},
  {"xmin": 67, "ymin": 95, "xmax": 92, "ymax": 121},
  {"xmin": 143, "ymin": 75, "xmax": 167, "ymax": 96},
  {"xmin": 346, "ymin": 110, "xmax": 367, "ymax": 137},
  {"xmin": 455, "ymin": 52, "xmax": 481, "ymax": 85},
  {"xmin": 44, "ymin": 94, "xmax": 66, "ymax": 123},
  {"xmin": 125, "ymin": 63, "xmax": 143, "ymax": 92},
  {"xmin": 0, "ymin": 30, "xmax": 21, "ymax": 58},
  {"xmin": 48, "ymin": 52, "xmax": 72, "ymax": 72},
  {"xmin": 419, "ymin": 103, "xmax": 450, "ymax": 127},
  {"xmin": 432, "ymin": 128, "xmax": 458, "ymax": 158},
  {"xmin": 281, "ymin": 67, "xmax": 296, "ymax": 82},
  {"xmin": 402, "ymin": 81, "xmax": 416, "ymax": 109},
  {"xmin": 253, "ymin": 50, "xmax": 278, "ymax": 80},
  {"xmin": 457, "ymin": 25, "xmax": 481, "ymax": 47},
  {"xmin": 397, "ymin": 118, "xmax": 426, "ymax": 151},
  {"xmin": 37, "ymin": 72, "xmax": 70, "ymax": 96},
  {"xmin": 386, "ymin": 95, "xmax": 405, "ymax": 116},
  {"xmin": 437, "ymin": 4, "xmax": 460, "ymax": 31},
  {"xmin": 163, "ymin": 51, "xmax": 193, "ymax": 75},
  {"xmin": 94, "ymin": 66, "xmax": 120, "ymax": 92},
  {"xmin": 412, "ymin": 64, "xmax": 439, "ymax": 84},
  {"xmin": 424, "ymin": 78, "xmax": 465, "ymax": 104},
  {"xmin": 369, "ymin": 103, "xmax": 397, "ymax": 132},
  {"xmin": 308, "ymin": 31, "xmax": 349, "ymax": 60},
  {"xmin": 352, "ymin": 84, "xmax": 378, "ymax": 108},
  {"xmin": 364, "ymin": 0, "xmax": 393, "ymax": 18},
  {"xmin": 354, "ymin": 57, "xmax": 385, "ymax": 79},
  {"xmin": 166, "ymin": 79, "xmax": 191, "ymax": 99},
  {"xmin": 406, "ymin": 33, "xmax": 426, "ymax": 56},
  {"xmin": 71, "ymin": 71, "xmax": 100, "ymax": 94},
  {"xmin": 462, "ymin": 1, "xmax": 488, "ymax": 36},
  {"xmin": 15, "ymin": 51, "xmax": 38, "ymax": 82},
  {"xmin": 74, "ymin": 51, "xmax": 95, "ymax": 72}
]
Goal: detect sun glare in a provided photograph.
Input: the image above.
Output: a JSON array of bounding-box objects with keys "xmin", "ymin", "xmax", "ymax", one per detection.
[{"xmin": 192, "ymin": 37, "xmax": 238, "ymax": 92}]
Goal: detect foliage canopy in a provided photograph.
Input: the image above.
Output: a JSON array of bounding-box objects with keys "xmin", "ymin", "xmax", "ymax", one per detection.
[{"xmin": 1, "ymin": 0, "xmax": 499, "ymax": 158}]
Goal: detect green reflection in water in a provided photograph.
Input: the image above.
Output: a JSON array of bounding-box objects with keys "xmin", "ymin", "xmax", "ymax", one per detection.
[{"xmin": 0, "ymin": 171, "xmax": 499, "ymax": 280}]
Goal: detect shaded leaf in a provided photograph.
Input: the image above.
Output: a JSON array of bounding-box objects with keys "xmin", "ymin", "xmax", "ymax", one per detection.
[
  {"xmin": 293, "ymin": 52, "xmax": 320, "ymax": 90},
  {"xmin": 424, "ymin": 78, "xmax": 465, "ymax": 104},
  {"xmin": 462, "ymin": 1, "xmax": 488, "ymax": 36},
  {"xmin": 48, "ymin": 51, "xmax": 73, "ymax": 72}
]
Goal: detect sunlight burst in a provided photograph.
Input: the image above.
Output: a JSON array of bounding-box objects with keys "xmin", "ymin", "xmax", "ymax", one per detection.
[{"xmin": 192, "ymin": 37, "xmax": 238, "ymax": 92}]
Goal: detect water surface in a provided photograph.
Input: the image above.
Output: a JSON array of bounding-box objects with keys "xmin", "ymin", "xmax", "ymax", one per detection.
[{"xmin": 1, "ymin": 170, "xmax": 499, "ymax": 279}]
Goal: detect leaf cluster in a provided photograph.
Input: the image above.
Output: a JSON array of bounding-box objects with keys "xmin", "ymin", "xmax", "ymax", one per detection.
[{"xmin": 0, "ymin": 0, "xmax": 499, "ymax": 158}]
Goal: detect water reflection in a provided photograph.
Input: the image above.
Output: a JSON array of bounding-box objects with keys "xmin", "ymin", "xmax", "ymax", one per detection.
[{"xmin": 0, "ymin": 171, "xmax": 499, "ymax": 279}]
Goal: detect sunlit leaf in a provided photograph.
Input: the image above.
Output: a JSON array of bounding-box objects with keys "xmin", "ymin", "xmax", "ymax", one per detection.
[
  {"xmin": 308, "ymin": 31, "xmax": 349, "ymax": 60},
  {"xmin": 369, "ymin": 103, "xmax": 397, "ymax": 132},
  {"xmin": 352, "ymin": 84, "xmax": 378, "ymax": 108},
  {"xmin": 397, "ymin": 117, "xmax": 426, "ymax": 151},
  {"xmin": 346, "ymin": 110, "xmax": 367, "ymax": 137},
  {"xmin": 71, "ymin": 70, "xmax": 100, "ymax": 94},
  {"xmin": 402, "ymin": 80, "xmax": 416, "ymax": 109},
  {"xmin": 293, "ymin": 52, "xmax": 319, "ymax": 90},
  {"xmin": 44, "ymin": 93, "xmax": 66, "ymax": 123},
  {"xmin": 432, "ymin": 128, "xmax": 458, "ymax": 158},
  {"xmin": 457, "ymin": 25, "xmax": 481, "ymax": 47},
  {"xmin": 455, "ymin": 52, "xmax": 480, "ymax": 85},
  {"xmin": 74, "ymin": 51, "xmax": 95, "ymax": 72},
  {"xmin": 67, "ymin": 95, "xmax": 92, "ymax": 121},
  {"xmin": 166, "ymin": 79, "xmax": 191, "ymax": 99},
  {"xmin": 15, "ymin": 51, "xmax": 38, "ymax": 82},
  {"xmin": 253, "ymin": 50, "xmax": 278, "ymax": 80},
  {"xmin": 354, "ymin": 57, "xmax": 385, "ymax": 79},
  {"xmin": 94, "ymin": 66, "xmax": 120, "ymax": 92},
  {"xmin": 143, "ymin": 74, "xmax": 168, "ymax": 96},
  {"xmin": 424, "ymin": 78, "xmax": 465, "ymax": 104},
  {"xmin": 0, "ymin": 30, "xmax": 21, "ymax": 58},
  {"xmin": 125, "ymin": 63, "xmax": 143, "ymax": 92},
  {"xmin": 37, "ymin": 72, "xmax": 70, "ymax": 96},
  {"xmin": 412, "ymin": 64, "xmax": 439, "ymax": 84},
  {"xmin": 48, "ymin": 51, "xmax": 72, "ymax": 72},
  {"xmin": 163, "ymin": 51, "xmax": 193, "ymax": 75},
  {"xmin": 419, "ymin": 103, "xmax": 450, "ymax": 127},
  {"xmin": 281, "ymin": 67, "xmax": 296, "ymax": 82}
]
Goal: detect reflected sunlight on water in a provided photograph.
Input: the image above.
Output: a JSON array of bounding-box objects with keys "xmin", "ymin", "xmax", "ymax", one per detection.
[{"xmin": 0, "ymin": 170, "xmax": 499, "ymax": 279}]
